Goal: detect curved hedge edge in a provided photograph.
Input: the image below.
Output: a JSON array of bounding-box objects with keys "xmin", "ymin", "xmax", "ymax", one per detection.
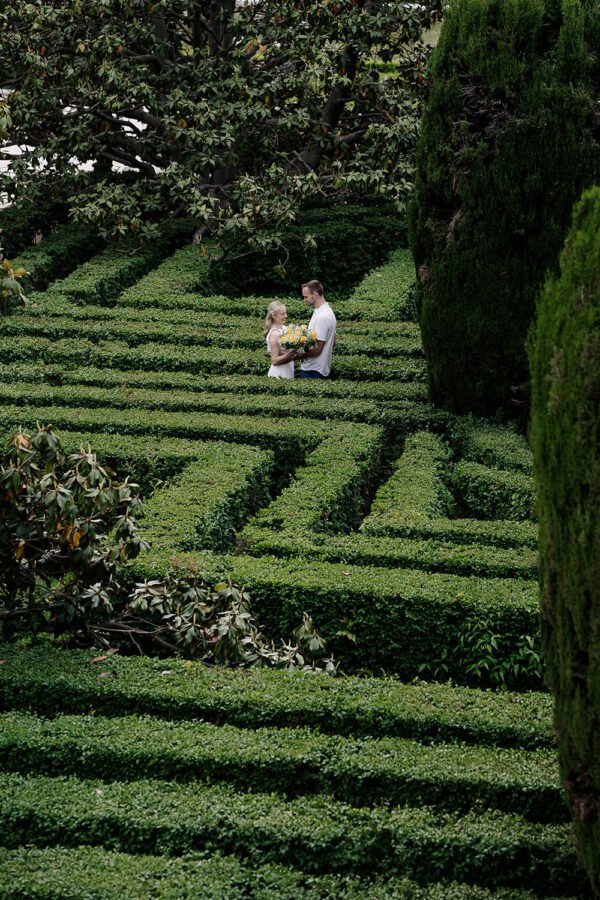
[{"xmin": 143, "ymin": 450, "xmax": 274, "ymax": 552}]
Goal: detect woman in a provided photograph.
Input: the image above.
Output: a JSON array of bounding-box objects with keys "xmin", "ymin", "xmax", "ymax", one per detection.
[{"xmin": 264, "ymin": 301, "xmax": 296, "ymax": 379}]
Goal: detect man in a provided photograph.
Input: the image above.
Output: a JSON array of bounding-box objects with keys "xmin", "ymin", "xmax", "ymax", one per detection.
[{"xmin": 299, "ymin": 280, "xmax": 337, "ymax": 379}]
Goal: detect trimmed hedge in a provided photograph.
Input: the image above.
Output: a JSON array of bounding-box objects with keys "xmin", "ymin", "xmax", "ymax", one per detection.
[
  {"xmin": 245, "ymin": 426, "xmax": 384, "ymax": 536},
  {"xmin": 362, "ymin": 432, "xmax": 454, "ymax": 532},
  {"xmin": 0, "ymin": 711, "xmax": 564, "ymax": 821},
  {"xmin": 361, "ymin": 516, "xmax": 538, "ymax": 551},
  {"xmin": 361, "ymin": 431, "xmax": 538, "ymax": 549},
  {"xmin": 0, "ymin": 846, "xmax": 524, "ymax": 900},
  {"xmin": 0, "ymin": 380, "xmax": 387, "ymax": 426},
  {"xmin": 31, "ymin": 237, "xmax": 181, "ymax": 306},
  {"xmin": 344, "ymin": 249, "xmax": 417, "ymax": 322},
  {"xmin": 458, "ymin": 420, "xmax": 534, "ymax": 474},
  {"xmin": 0, "ymin": 404, "xmax": 322, "ymax": 467},
  {"xmin": 0, "ymin": 316, "xmax": 425, "ymax": 360},
  {"xmin": 0, "ymin": 363, "xmax": 431, "ymax": 403},
  {"xmin": 13, "ymin": 223, "xmax": 99, "ymax": 292},
  {"xmin": 142, "ymin": 449, "xmax": 274, "ymax": 552},
  {"xmin": 125, "ymin": 549, "xmax": 539, "ymax": 680},
  {"xmin": 0, "ymin": 336, "xmax": 428, "ymax": 381},
  {"xmin": 0, "ymin": 773, "xmax": 579, "ymax": 891},
  {"xmin": 0, "ymin": 646, "xmax": 554, "ymax": 748},
  {"xmin": 451, "ymin": 462, "xmax": 536, "ymax": 521},
  {"xmin": 241, "ymin": 528, "xmax": 538, "ymax": 580}
]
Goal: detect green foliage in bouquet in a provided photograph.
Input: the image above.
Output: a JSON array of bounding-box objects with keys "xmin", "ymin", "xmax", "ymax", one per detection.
[
  {"xmin": 529, "ymin": 185, "xmax": 600, "ymax": 894},
  {"xmin": 410, "ymin": 0, "xmax": 600, "ymax": 418}
]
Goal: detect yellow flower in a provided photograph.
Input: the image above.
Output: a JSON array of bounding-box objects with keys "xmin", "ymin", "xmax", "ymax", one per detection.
[{"xmin": 300, "ymin": 336, "xmax": 307, "ymax": 343}]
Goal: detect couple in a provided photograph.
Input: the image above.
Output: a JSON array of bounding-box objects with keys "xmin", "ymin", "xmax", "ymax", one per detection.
[{"xmin": 265, "ymin": 280, "xmax": 336, "ymax": 380}]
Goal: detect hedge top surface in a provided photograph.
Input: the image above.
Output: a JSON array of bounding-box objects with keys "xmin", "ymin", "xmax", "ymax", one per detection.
[{"xmin": 0, "ymin": 646, "xmax": 553, "ymax": 747}]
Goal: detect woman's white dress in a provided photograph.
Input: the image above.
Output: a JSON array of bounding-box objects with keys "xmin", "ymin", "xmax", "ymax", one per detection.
[{"xmin": 267, "ymin": 327, "xmax": 294, "ymax": 379}]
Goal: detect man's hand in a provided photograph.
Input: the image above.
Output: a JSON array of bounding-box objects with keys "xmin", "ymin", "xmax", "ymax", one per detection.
[{"xmin": 301, "ymin": 340, "xmax": 325, "ymax": 359}]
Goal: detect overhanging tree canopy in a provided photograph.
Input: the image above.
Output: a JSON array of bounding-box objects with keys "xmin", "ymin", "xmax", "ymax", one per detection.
[{"xmin": 1, "ymin": 0, "xmax": 441, "ymax": 254}]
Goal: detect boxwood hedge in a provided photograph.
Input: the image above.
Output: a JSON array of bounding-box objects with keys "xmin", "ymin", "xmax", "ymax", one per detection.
[
  {"xmin": 0, "ymin": 711, "xmax": 564, "ymax": 821},
  {"xmin": 0, "ymin": 646, "xmax": 554, "ymax": 748}
]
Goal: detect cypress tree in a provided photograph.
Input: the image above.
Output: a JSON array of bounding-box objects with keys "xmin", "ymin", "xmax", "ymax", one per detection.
[
  {"xmin": 410, "ymin": 0, "xmax": 600, "ymax": 417},
  {"xmin": 529, "ymin": 186, "xmax": 600, "ymax": 893}
]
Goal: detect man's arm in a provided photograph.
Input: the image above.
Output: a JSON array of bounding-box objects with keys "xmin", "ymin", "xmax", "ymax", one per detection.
[{"xmin": 300, "ymin": 339, "xmax": 325, "ymax": 359}]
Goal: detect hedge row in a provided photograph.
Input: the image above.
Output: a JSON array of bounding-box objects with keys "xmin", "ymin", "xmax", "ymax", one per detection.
[
  {"xmin": 0, "ymin": 380, "xmax": 388, "ymax": 426},
  {"xmin": 125, "ymin": 549, "xmax": 539, "ymax": 680},
  {"xmin": 0, "ymin": 403, "xmax": 321, "ymax": 468},
  {"xmin": 0, "ymin": 429, "xmax": 228, "ymax": 490},
  {"xmin": 0, "ymin": 846, "xmax": 517, "ymax": 900},
  {"xmin": 452, "ymin": 462, "xmax": 536, "ymax": 522},
  {"xmin": 458, "ymin": 420, "xmax": 534, "ymax": 474},
  {"xmin": 0, "ymin": 363, "xmax": 430, "ymax": 403},
  {"xmin": 0, "ymin": 712, "xmax": 564, "ymax": 821},
  {"xmin": 120, "ymin": 291, "xmax": 393, "ymax": 322},
  {"xmin": 362, "ymin": 432, "xmax": 454, "ymax": 534},
  {"xmin": 0, "ymin": 647, "xmax": 554, "ymax": 748},
  {"xmin": 360, "ymin": 515, "xmax": 538, "ymax": 550},
  {"xmin": 19, "ymin": 292, "xmax": 420, "ymax": 341},
  {"xmin": 361, "ymin": 432, "xmax": 538, "ymax": 548},
  {"xmin": 343, "ymin": 249, "xmax": 417, "ymax": 321},
  {"xmin": 13, "ymin": 223, "xmax": 99, "ymax": 292},
  {"xmin": 29, "ymin": 233, "xmax": 184, "ymax": 306},
  {"xmin": 0, "ymin": 773, "xmax": 578, "ymax": 891},
  {"xmin": 142, "ymin": 449, "xmax": 274, "ymax": 552},
  {"xmin": 0, "ymin": 336, "xmax": 428, "ymax": 381},
  {"xmin": 245, "ymin": 426, "xmax": 384, "ymax": 536},
  {"xmin": 0, "ymin": 317, "xmax": 425, "ymax": 360},
  {"xmin": 241, "ymin": 528, "xmax": 538, "ymax": 580}
]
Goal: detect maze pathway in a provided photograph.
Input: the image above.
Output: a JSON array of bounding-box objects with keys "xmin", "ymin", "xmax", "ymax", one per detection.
[{"xmin": 0, "ymin": 232, "xmax": 584, "ymax": 897}]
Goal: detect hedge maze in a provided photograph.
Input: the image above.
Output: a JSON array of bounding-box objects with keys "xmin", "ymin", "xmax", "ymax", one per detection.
[{"xmin": 0, "ymin": 231, "xmax": 584, "ymax": 897}]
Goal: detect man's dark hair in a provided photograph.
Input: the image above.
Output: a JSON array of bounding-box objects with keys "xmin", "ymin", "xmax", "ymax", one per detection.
[{"xmin": 302, "ymin": 279, "xmax": 324, "ymax": 296}]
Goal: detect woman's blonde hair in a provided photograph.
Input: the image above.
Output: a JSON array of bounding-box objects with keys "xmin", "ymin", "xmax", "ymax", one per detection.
[{"xmin": 263, "ymin": 300, "xmax": 285, "ymax": 336}]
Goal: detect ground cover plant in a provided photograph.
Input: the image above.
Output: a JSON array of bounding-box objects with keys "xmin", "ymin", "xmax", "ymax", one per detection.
[{"xmin": 0, "ymin": 220, "xmax": 588, "ymax": 896}]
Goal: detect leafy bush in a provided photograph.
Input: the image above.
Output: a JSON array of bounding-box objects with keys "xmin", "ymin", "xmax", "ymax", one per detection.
[
  {"xmin": 208, "ymin": 203, "xmax": 406, "ymax": 296},
  {"xmin": 419, "ymin": 615, "xmax": 544, "ymax": 691},
  {"xmin": 0, "ymin": 246, "xmax": 28, "ymax": 315},
  {"xmin": 0, "ymin": 426, "xmax": 147, "ymax": 640}
]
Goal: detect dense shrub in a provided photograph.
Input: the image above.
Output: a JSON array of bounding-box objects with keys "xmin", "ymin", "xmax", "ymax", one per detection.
[
  {"xmin": 529, "ymin": 185, "xmax": 600, "ymax": 893},
  {"xmin": 410, "ymin": 0, "xmax": 600, "ymax": 417},
  {"xmin": 209, "ymin": 202, "xmax": 406, "ymax": 296}
]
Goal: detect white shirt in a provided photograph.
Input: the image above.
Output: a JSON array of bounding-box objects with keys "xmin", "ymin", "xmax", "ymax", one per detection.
[{"xmin": 301, "ymin": 302, "xmax": 336, "ymax": 377}]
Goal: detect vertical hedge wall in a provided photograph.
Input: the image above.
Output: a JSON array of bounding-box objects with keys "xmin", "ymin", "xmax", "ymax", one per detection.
[
  {"xmin": 529, "ymin": 186, "xmax": 600, "ymax": 894},
  {"xmin": 410, "ymin": 0, "xmax": 600, "ymax": 417}
]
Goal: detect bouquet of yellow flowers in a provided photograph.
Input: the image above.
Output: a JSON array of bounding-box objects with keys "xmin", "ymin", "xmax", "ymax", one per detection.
[{"xmin": 279, "ymin": 324, "xmax": 318, "ymax": 354}]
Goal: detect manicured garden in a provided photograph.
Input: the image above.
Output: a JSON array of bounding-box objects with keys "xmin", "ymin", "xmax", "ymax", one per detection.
[{"xmin": 0, "ymin": 221, "xmax": 585, "ymax": 897}]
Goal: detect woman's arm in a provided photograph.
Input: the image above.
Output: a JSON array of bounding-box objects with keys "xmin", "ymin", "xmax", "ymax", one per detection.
[{"xmin": 269, "ymin": 331, "xmax": 297, "ymax": 365}]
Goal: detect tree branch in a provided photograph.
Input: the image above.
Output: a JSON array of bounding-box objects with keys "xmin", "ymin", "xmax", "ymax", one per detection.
[{"xmin": 99, "ymin": 149, "xmax": 157, "ymax": 178}]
